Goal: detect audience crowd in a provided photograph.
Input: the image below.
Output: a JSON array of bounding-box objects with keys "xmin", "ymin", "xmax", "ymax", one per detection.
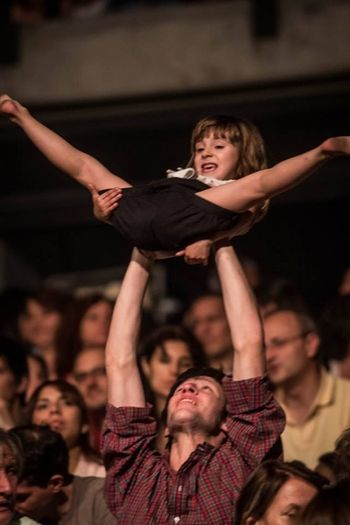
[
  {"xmin": 6, "ymin": 0, "xmax": 227, "ymax": 24},
  {"xmin": 0, "ymin": 259, "xmax": 349, "ymax": 524}
]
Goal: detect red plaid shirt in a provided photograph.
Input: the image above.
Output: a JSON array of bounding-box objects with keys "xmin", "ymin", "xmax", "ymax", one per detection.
[{"xmin": 102, "ymin": 376, "xmax": 285, "ymax": 525}]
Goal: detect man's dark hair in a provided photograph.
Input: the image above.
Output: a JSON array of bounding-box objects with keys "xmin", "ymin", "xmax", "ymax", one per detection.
[
  {"xmin": 9, "ymin": 425, "xmax": 72, "ymax": 487},
  {"xmin": 0, "ymin": 336, "xmax": 28, "ymax": 385},
  {"xmin": 161, "ymin": 367, "xmax": 225, "ymax": 424}
]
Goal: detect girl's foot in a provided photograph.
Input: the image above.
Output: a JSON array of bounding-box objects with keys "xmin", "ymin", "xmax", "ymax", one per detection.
[{"xmin": 322, "ymin": 137, "xmax": 350, "ymax": 156}]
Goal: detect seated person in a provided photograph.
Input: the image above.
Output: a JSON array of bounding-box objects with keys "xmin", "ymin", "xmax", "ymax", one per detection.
[
  {"xmin": 25, "ymin": 380, "xmax": 105, "ymax": 477},
  {"xmin": 0, "ymin": 428, "xmax": 40, "ymax": 525},
  {"xmin": 10, "ymin": 425, "xmax": 116, "ymax": 525},
  {"xmin": 235, "ymin": 460, "xmax": 327, "ymax": 525}
]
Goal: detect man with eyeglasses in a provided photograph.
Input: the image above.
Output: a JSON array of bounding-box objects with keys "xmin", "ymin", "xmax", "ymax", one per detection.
[
  {"xmin": 69, "ymin": 348, "xmax": 107, "ymax": 451},
  {"xmin": 264, "ymin": 307, "xmax": 350, "ymax": 468}
]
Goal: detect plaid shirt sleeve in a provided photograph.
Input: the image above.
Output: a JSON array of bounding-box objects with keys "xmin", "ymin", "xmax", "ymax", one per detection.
[
  {"xmin": 102, "ymin": 403, "xmax": 158, "ymax": 518},
  {"xmin": 222, "ymin": 375, "xmax": 285, "ymax": 468}
]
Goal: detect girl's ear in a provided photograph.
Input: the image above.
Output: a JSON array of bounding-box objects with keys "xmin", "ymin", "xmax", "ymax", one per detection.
[{"xmin": 140, "ymin": 357, "xmax": 150, "ymax": 378}]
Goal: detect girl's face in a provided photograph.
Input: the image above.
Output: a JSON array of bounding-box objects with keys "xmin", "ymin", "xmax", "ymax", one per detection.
[
  {"xmin": 31, "ymin": 385, "xmax": 85, "ymax": 449},
  {"xmin": 194, "ymin": 131, "xmax": 239, "ymax": 181},
  {"xmin": 79, "ymin": 300, "xmax": 112, "ymax": 347},
  {"xmin": 141, "ymin": 340, "xmax": 194, "ymax": 399}
]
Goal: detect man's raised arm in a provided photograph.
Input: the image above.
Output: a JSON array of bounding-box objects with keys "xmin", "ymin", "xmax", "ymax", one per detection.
[
  {"xmin": 215, "ymin": 244, "xmax": 265, "ymax": 380},
  {"xmin": 106, "ymin": 248, "xmax": 152, "ymax": 408}
]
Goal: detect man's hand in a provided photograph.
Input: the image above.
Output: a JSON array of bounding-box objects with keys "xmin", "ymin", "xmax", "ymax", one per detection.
[
  {"xmin": 0, "ymin": 94, "xmax": 27, "ymax": 123},
  {"xmin": 88, "ymin": 184, "xmax": 122, "ymax": 223},
  {"xmin": 176, "ymin": 239, "xmax": 213, "ymax": 265}
]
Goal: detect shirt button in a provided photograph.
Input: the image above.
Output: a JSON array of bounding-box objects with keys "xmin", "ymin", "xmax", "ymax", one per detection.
[
  {"xmin": 177, "ymin": 485, "xmax": 182, "ymax": 493},
  {"xmin": 174, "ymin": 518, "xmax": 180, "ymax": 524}
]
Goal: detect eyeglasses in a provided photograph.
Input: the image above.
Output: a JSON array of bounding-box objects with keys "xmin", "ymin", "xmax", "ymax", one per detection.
[
  {"xmin": 73, "ymin": 366, "xmax": 106, "ymax": 383},
  {"xmin": 265, "ymin": 332, "xmax": 310, "ymax": 350}
]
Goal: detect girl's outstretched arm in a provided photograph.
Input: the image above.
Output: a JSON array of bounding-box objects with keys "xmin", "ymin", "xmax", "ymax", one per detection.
[
  {"xmin": 0, "ymin": 94, "xmax": 130, "ymax": 191},
  {"xmin": 197, "ymin": 137, "xmax": 350, "ymax": 213}
]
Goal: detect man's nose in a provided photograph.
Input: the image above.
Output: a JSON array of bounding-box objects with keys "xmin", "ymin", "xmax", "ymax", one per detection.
[
  {"xmin": 182, "ymin": 384, "xmax": 196, "ymax": 393},
  {"xmin": 0, "ymin": 470, "xmax": 12, "ymax": 494}
]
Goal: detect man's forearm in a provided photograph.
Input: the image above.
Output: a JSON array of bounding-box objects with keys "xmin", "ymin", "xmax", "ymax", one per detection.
[
  {"xmin": 106, "ymin": 249, "xmax": 153, "ymax": 407},
  {"xmin": 215, "ymin": 245, "xmax": 265, "ymax": 379}
]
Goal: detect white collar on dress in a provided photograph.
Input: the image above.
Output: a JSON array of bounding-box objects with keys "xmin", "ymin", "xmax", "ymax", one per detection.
[{"xmin": 166, "ymin": 167, "xmax": 234, "ymax": 187}]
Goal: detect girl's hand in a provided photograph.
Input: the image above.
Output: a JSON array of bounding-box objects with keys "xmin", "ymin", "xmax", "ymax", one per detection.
[
  {"xmin": 0, "ymin": 94, "xmax": 27, "ymax": 122},
  {"xmin": 88, "ymin": 184, "xmax": 122, "ymax": 223},
  {"xmin": 176, "ymin": 239, "xmax": 213, "ymax": 265}
]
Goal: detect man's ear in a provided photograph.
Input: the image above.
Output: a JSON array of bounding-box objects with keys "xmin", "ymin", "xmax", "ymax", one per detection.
[
  {"xmin": 305, "ymin": 332, "xmax": 320, "ymax": 359},
  {"xmin": 47, "ymin": 475, "xmax": 65, "ymax": 494}
]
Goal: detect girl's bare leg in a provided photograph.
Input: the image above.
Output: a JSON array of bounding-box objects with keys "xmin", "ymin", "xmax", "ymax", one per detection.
[
  {"xmin": 196, "ymin": 137, "xmax": 350, "ymax": 213},
  {"xmin": 0, "ymin": 95, "xmax": 131, "ymax": 191}
]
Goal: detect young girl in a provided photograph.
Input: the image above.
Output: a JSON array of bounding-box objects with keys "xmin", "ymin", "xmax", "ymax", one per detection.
[{"xmin": 1, "ymin": 94, "xmax": 349, "ymax": 265}]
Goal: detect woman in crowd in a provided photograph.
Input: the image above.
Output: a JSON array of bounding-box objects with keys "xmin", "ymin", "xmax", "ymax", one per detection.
[
  {"xmin": 55, "ymin": 293, "xmax": 113, "ymax": 378},
  {"xmin": 25, "ymin": 379, "xmax": 105, "ymax": 477},
  {"xmin": 234, "ymin": 460, "xmax": 326, "ymax": 525},
  {"xmin": 18, "ymin": 288, "xmax": 71, "ymax": 379}
]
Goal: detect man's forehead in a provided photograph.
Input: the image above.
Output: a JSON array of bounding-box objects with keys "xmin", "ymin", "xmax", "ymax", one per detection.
[
  {"xmin": 177, "ymin": 376, "xmax": 223, "ymax": 390},
  {"xmin": 0, "ymin": 444, "xmax": 17, "ymax": 466},
  {"xmin": 264, "ymin": 310, "xmax": 300, "ymax": 331}
]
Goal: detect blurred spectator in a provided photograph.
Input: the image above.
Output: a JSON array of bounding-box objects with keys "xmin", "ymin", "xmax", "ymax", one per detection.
[
  {"xmin": 25, "ymin": 380, "xmax": 105, "ymax": 477},
  {"xmin": 235, "ymin": 460, "xmax": 326, "ymax": 525},
  {"xmin": 319, "ymin": 295, "xmax": 350, "ymax": 379},
  {"xmin": 0, "ymin": 428, "xmax": 40, "ymax": 525},
  {"xmin": 264, "ymin": 307, "xmax": 350, "ymax": 468},
  {"xmin": 68, "ymin": 347, "xmax": 107, "ymax": 451},
  {"xmin": 184, "ymin": 294, "xmax": 232, "ymax": 373},
  {"xmin": 138, "ymin": 325, "xmax": 206, "ymax": 450},
  {"xmin": 55, "ymin": 294, "xmax": 113, "ymax": 378},
  {"xmin": 11, "ymin": 425, "xmax": 116, "ymax": 525},
  {"xmin": 18, "ymin": 288, "xmax": 71, "ymax": 379},
  {"xmin": 0, "ymin": 337, "xmax": 28, "ymax": 430},
  {"xmin": 299, "ymin": 478, "xmax": 350, "ymax": 525}
]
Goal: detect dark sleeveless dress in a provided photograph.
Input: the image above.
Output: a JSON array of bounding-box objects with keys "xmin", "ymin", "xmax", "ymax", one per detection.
[{"xmin": 103, "ymin": 177, "xmax": 239, "ymax": 251}]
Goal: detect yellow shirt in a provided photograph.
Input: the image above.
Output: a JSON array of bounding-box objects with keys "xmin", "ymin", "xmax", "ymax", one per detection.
[{"xmin": 277, "ymin": 368, "xmax": 350, "ymax": 468}]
